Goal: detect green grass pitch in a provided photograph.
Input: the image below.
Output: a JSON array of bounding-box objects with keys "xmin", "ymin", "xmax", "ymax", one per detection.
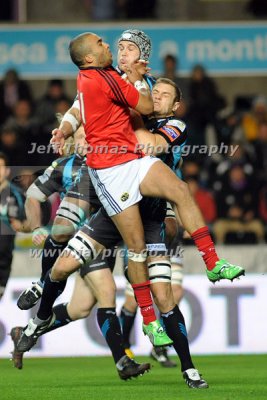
[{"xmin": 1, "ymin": 355, "xmax": 267, "ymax": 400}]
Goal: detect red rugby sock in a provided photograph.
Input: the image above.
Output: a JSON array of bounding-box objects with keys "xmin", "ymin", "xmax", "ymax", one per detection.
[
  {"xmin": 191, "ymin": 226, "xmax": 219, "ymax": 271},
  {"xmin": 131, "ymin": 280, "xmax": 156, "ymax": 325}
]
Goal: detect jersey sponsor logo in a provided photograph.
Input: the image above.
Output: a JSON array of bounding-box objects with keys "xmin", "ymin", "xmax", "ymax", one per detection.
[
  {"xmin": 120, "ymin": 192, "xmax": 129, "ymax": 202},
  {"xmin": 166, "ymin": 119, "xmax": 186, "ymax": 132},
  {"xmin": 159, "ymin": 125, "xmax": 181, "ymax": 141},
  {"xmin": 146, "ymin": 243, "xmax": 167, "ymax": 252}
]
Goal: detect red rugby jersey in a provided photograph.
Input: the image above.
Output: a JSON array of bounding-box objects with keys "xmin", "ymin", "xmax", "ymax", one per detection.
[{"xmin": 77, "ymin": 66, "xmax": 142, "ymax": 169}]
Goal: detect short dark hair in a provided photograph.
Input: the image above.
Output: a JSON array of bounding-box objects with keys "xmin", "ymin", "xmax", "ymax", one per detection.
[
  {"xmin": 0, "ymin": 152, "xmax": 9, "ymax": 166},
  {"xmin": 69, "ymin": 33, "xmax": 92, "ymax": 68},
  {"xmin": 154, "ymin": 77, "xmax": 182, "ymax": 102}
]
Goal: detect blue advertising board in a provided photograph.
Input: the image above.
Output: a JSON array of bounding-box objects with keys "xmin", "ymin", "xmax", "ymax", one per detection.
[{"xmin": 0, "ymin": 23, "xmax": 266, "ymax": 77}]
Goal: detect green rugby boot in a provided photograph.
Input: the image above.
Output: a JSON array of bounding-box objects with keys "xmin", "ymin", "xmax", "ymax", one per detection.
[
  {"xmin": 143, "ymin": 320, "xmax": 173, "ymax": 347},
  {"xmin": 206, "ymin": 258, "xmax": 245, "ymax": 283}
]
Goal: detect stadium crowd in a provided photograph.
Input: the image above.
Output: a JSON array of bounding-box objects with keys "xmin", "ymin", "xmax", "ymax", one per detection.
[{"xmin": 0, "ymin": 63, "xmax": 266, "ymax": 245}]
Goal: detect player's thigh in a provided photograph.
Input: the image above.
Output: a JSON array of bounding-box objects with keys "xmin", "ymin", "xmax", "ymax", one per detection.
[
  {"xmin": 0, "ymin": 236, "xmax": 14, "ymax": 290},
  {"xmin": 52, "ymin": 231, "xmax": 104, "ymax": 277},
  {"xmin": 140, "ymin": 160, "xmax": 188, "ymax": 203},
  {"xmin": 52, "ymin": 196, "xmax": 89, "ymax": 239},
  {"xmin": 67, "ymin": 273, "xmax": 96, "ymax": 319}
]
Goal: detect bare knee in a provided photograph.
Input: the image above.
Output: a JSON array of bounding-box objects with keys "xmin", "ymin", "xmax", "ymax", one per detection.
[
  {"xmin": 51, "ymin": 218, "xmax": 75, "ymax": 243},
  {"xmin": 127, "ymin": 236, "xmax": 146, "ymax": 253},
  {"xmin": 52, "ymin": 232, "xmax": 72, "ymax": 243}
]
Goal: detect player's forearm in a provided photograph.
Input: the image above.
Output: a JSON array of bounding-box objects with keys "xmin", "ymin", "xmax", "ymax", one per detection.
[
  {"xmin": 134, "ymin": 83, "xmax": 153, "ymax": 115},
  {"xmin": 25, "ymin": 197, "xmax": 43, "ymax": 231},
  {"xmin": 59, "ymin": 107, "xmax": 81, "ymax": 138},
  {"xmin": 135, "ymin": 129, "xmax": 168, "ymax": 155},
  {"xmin": 16, "ymin": 219, "xmax": 32, "ymax": 233},
  {"xmin": 137, "ymin": 92, "xmax": 154, "ymax": 115},
  {"xmin": 125, "ymin": 62, "xmax": 153, "ymax": 115}
]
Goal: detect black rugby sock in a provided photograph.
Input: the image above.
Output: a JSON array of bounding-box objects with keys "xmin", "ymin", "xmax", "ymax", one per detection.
[
  {"xmin": 41, "ymin": 303, "xmax": 72, "ymax": 334},
  {"xmin": 97, "ymin": 308, "xmax": 126, "ymax": 363},
  {"xmin": 120, "ymin": 306, "xmax": 136, "ymax": 348},
  {"xmin": 161, "ymin": 305, "xmax": 194, "ymax": 371},
  {"xmin": 37, "ymin": 270, "xmax": 67, "ymax": 321},
  {"xmin": 40, "ymin": 235, "xmax": 68, "ymax": 282}
]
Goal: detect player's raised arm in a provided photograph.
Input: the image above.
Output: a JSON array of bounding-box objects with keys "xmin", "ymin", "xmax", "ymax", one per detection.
[
  {"xmin": 51, "ymin": 103, "xmax": 81, "ymax": 155},
  {"xmin": 135, "ymin": 127, "xmax": 169, "ymax": 155},
  {"xmin": 125, "ymin": 60, "xmax": 153, "ymax": 115}
]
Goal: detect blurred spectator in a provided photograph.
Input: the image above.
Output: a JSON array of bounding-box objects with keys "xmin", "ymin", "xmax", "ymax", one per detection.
[
  {"xmin": 0, "ymin": 125, "xmax": 25, "ymax": 166},
  {"xmin": 259, "ymin": 185, "xmax": 267, "ymax": 225},
  {"xmin": 122, "ymin": 0, "xmax": 157, "ymax": 18},
  {"xmin": 182, "ymin": 160, "xmax": 201, "ymax": 181},
  {"xmin": 12, "ymin": 167, "xmax": 37, "ymax": 192},
  {"xmin": 55, "ymin": 99, "xmax": 72, "ymax": 118},
  {"xmin": 239, "ymin": 95, "xmax": 267, "ymax": 142},
  {"xmin": 162, "ymin": 54, "xmax": 188, "ymax": 119},
  {"xmin": 187, "ymin": 176, "xmax": 217, "ymax": 224},
  {"xmin": 186, "ymin": 65, "xmax": 226, "ymax": 148},
  {"xmin": 0, "ymin": 1, "xmax": 14, "ymax": 20},
  {"xmin": 162, "ymin": 54, "xmax": 188, "ymax": 98},
  {"xmin": 205, "ymin": 140, "xmax": 255, "ymax": 196},
  {"xmin": 213, "ymin": 109, "xmax": 241, "ymax": 146},
  {"xmin": 87, "ymin": 0, "xmax": 160, "ymax": 20},
  {"xmin": 90, "ymin": 0, "xmax": 117, "ymax": 20},
  {"xmin": 35, "ymin": 79, "xmax": 72, "ymax": 134},
  {"xmin": 3, "ymin": 99, "xmax": 41, "ymax": 165},
  {"xmin": 214, "ymin": 141, "xmax": 254, "ymax": 179},
  {"xmin": 246, "ymin": 0, "xmax": 267, "ymax": 18},
  {"xmin": 0, "ymin": 152, "xmax": 26, "ymax": 300},
  {"xmin": 213, "ymin": 165, "xmax": 264, "ymax": 243},
  {"xmin": 10, "ymin": 167, "xmax": 52, "ymax": 229},
  {"xmin": 252, "ymin": 121, "xmax": 267, "ymax": 185},
  {"xmin": 0, "ymin": 69, "xmax": 32, "ymax": 125},
  {"xmin": 3, "ymin": 99, "xmax": 39, "ymax": 137}
]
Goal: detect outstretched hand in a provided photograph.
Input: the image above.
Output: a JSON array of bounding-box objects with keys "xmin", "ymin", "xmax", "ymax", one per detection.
[
  {"xmin": 32, "ymin": 227, "xmax": 49, "ymax": 246},
  {"xmin": 50, "ymin": 128, "xmax": 65, "ymax": 155},
  {"xmin": 125, "ymin": 59, "xmax": 150, "ymax": 84}
]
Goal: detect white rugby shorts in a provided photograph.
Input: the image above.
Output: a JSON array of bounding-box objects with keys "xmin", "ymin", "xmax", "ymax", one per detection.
[{"xmin": 89, "ymin": 156, "xmax": 160, "ymax": 216}]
